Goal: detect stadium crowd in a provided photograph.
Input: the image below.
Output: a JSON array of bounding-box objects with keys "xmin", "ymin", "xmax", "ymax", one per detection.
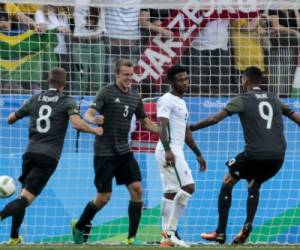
[{"xmin": 0, "ymin": 2, "xmax": 299, "ymax": 97}]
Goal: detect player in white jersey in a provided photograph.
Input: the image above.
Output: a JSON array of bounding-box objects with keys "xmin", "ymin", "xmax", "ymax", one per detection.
[{"xmin": 155, "ymin": 65, "xmax": 207, "ymax": 247}]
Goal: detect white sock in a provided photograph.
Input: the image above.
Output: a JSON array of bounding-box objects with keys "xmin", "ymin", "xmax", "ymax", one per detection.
[
  {"xmin": 161, "ymin": 197, "xmax": 174, "ymax": 231},
  {"xmin": 167, "ymin": 189, "xmax": 192, "ymax": 231}
]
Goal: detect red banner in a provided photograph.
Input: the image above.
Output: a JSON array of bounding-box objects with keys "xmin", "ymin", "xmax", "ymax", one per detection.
[
  {"xmin": 131, "ymin": 100, "xmax": 159, "ymax": 152},
  {"xmin": 133, "ymin": 9, "xmax": 258, "ymax": 86}
]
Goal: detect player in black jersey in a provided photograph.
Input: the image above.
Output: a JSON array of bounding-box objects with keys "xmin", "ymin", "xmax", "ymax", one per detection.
[
  {"xmin": 190, "ymin": 67, "xmax": 300, "ymax": 245},
  {"xmin": 72, "ymin": 59, "xmax": 158, "ymax": 245},
  {"xmin": 0, "ymin": 68, "xmax": 103, "ymax": 246}
]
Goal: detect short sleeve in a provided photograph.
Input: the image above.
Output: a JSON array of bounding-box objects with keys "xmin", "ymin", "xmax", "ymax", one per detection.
[
  {"xmin": 90, "ymin": 88, "xmax": 106, "ymax": 112},
  {"xmin": 65, "ymin": 97, "xmax": 80, "ymax": 116},
  {"xmin": 135, "ymin": 98, "xmax": 147, "ymax": 119},
  {"xmin": 277, "ymin": 98, "xmax": 294, "ymax": 117},
  {"xmin": 224, "ymin": 96, "xmax": 244, "ymax": 115},
  {"xmin": 15, "ymin": 99, "xmax": 31, "ymax": 118},
  {"xmin": 157, "ymin": 96, "xmax": 172, "ymax": 119}
]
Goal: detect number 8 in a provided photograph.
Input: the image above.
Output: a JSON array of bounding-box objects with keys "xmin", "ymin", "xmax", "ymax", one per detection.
[
  {"xmin": 258, "ymin": 101, "xmax": 273, "ymax": 129},
  {"xmin": 37, "ymin": 105, "xmax": 52, "ymax": 133}
]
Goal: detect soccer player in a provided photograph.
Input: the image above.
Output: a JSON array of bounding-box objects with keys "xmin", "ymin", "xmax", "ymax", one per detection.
[
  {"xmin": 71, "ymin": 59, "xmax": 158, "ymax": 245},
  {"xmin": 1, "ymin": 68, "xmax": 103, "ymax": 245},
  {"xmin": 155, "ymin": 65, "xmax": 207, "ymax": 247},
  {"xmin": 190, "ymin": 66, "xmax": 300, "ymax": 245}
]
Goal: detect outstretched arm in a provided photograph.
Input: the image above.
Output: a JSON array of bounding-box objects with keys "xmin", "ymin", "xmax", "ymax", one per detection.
[
  {"xmin": 7, "ymin": 112, "xmax": 19, "ymax": 124},
  {"xmin": 289, "ymin": 112, "xmax": 300, "ymax": 126},
  {"xmin": 189, "ymin": 110, "xmax": 229, "ymax": 131},
  {"xmin": 185, "ymin": 126, "xmax": 206, "ymax": 171},
  {"xmin": 84, "ymin": 108, "xmax": 104, "ymax": 125},
  {"xmin": 70, "ymin": 114, "xmax": 103, "ymax": 136},
  {"xmin": 7, "ymin": 99, "xmax": 31, "ymax": 125}
]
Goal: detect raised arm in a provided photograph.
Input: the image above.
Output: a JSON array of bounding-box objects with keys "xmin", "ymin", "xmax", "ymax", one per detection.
[
  {"xmin": 185, "ymin": 126, "xmax": 206, "ymax": 171},
  {"xmin": 189, "ymin": 110, "xmax": 229, "ymax": 131}
]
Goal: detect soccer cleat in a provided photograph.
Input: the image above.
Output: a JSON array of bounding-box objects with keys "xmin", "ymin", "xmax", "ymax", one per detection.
[
  {"xmin": 162, "ymin": 230, "xmax": 190, "ymax": 248},
  {"xmin": 7, "ymin": 235, "xmax": 23, "ymax": 246},
  {"xmin": 71, "ymin": 219, "xmax": 84, "ymax": 244},
  {"xmin": 232, "ymin": 223, "xmax": 253, "ymax": 245},
  {"xmin": 201, "ymin": 231, "xmax": 226, "ymax": 244},
  {"xmin": 83, "ymin": 222, "xmax": 92, "ymax": 242},
  {"xmin": 160, "ymin": 237, "xmax": 174, "ymax": 248},
  {"xmin": 124, "ymin": 237, "xmax": 143, "ymax": 245},
  {"xmin": 126, "ymin": 237, "xmax": 135, "ymax": 245}
]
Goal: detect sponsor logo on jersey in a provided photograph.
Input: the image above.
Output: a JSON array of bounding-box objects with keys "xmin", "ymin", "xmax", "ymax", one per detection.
[{"xmin": 114, "ymin": 98, "xmax": 120, "ymax": 103}]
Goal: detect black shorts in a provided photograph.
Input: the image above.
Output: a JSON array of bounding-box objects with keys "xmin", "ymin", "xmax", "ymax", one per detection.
[
  {"xmin": 226, "ymin": 152, "xmax": 284, "ymax": 185},
  {"xmin": 19, "ymin": 152, "xmax": 58, "ymax": 196},
  {"xmin": 94, "ymin": 152, "xmax": 142, "ymax": 193}
]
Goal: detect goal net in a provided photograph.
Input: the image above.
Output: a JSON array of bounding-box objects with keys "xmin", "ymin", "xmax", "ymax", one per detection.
[{"xmin": 0, "ymin": 0, "xmax": 299, "ymax": 245}]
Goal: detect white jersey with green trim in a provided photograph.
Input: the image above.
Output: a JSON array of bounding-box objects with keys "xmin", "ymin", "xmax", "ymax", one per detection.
[{"xmin": 156, "ymin": 92, "xmax": 188, "ymax": 151}]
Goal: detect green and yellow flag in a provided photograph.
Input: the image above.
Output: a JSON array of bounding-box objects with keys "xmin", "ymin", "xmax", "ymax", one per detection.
[{"xmin": 0, "ymin": 30, "xmax": 58, "ymax": 84}]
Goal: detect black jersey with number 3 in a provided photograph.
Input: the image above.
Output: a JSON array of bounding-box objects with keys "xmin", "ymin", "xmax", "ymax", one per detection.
[
  {"xmin": 91, "ymin": 84, "xmax": 147, "ymax": 156},
  {"xmin": 15, "ymin": 89, "xmax": 79, "ymax": 160},
  {"xmin": 224, "ymin": 88, "xmax": 294, "ymax": 159}
]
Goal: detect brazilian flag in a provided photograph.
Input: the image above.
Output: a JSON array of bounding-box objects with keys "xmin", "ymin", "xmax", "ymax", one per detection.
[{"xmin": 0, "ymin": 30, "xmax": 58, "ymax": 85}]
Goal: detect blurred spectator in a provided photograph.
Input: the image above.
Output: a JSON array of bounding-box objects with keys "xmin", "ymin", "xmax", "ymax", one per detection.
[
  {"xmin": 183, "ymin": 19, "xmax": 231, "ymax": 95},
  {"xmin": 104, "ymin": 0, "xmax": 141, "ymax": 84},
  {"xmin": 17, "ymin": 4, "xmax": 41, "ymax": 30},
  {"xmin": 72, "ymin": 0, "xmax": 106, "ymax": 95},
  {"xmin": 35, "ymin": 5, "xmax": 72, "ymax": 92},
  {"xmin": 18, "ymin": 4, "xmax": 41, "ymax": 17},
  {"xmin": 139, "ymin": 8, "xmax": 172, "ymax": 96},
  {"xmin": 266, "ymin": 9, "xmax": 300, "ymax": 96},
  {"xmin": 0, "ymin": 3, "xmax": 44, "ymax": 32},
  {"xmin": 231, "ymin": 17, "xmax": 265, "ymax": 87},
  {"xmin": 140, "ymin": 9, "xmax": 172, "ymax": 46}
]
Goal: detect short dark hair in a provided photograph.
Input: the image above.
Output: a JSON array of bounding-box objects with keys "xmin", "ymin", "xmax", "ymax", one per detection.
[
  {"xmin": 49, "ymin": 67, "xmax": 66, "ymax": 88},
  {"xmin": 167, "ymin": 65, "xmax": 188, "ymax": 83},
  {"xmin": 243, "ymin": 66, "xmax": 263, "ymax": 83}
]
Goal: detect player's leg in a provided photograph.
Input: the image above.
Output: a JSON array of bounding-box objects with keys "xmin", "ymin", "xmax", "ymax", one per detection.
[
  {"xmin": 232, "ymin": 158, "xmax": 284, "ymax": 245},
  {"xmin": 127, "ymin": 181, "xmax": 143, "ymax": 243},
  {"xmin": 201, "ymin": 153, "xmax": 250, "ymax": 244},
  {"xmin": 72, "ymin": 156, "xmax": 115, "ymax": 244},
  {"xmin": 162, "ymin": 151, "xmax": 194, "ymax": 247},
  {"xmin": 1, "ymin": 153, "xmax": 57, "ymax": 245},
  {"xmin": 161, "ymin": 193, "xmax": 175, "ymax": 231},
  {"xmin": 231, "ymin": 179, "xmax": 259, "ymax": 245},
  {"xmin": 201, "ymin": 173, "xmax": 237, "ymax": 244},
  {"xmin": 120, "ymin": 153, "xmax": 143, "ymax": 243}
]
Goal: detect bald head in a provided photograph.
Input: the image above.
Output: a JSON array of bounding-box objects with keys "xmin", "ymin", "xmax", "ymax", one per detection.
[{"xmin": 49, "ymin": 67, "xmax": 66, "ymax": 89}]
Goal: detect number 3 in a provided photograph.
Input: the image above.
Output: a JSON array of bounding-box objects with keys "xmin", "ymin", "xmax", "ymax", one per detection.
[
  {"xmin": 258, "ymin": 101, "xmax": 273, "ymax": 129},
  {"xmin": 123, "ymin": 105, "xmax": 129, "ymax": 117},
  {"xmin": 36, "ymin": 105, "xmax": 52, "ymax": 133}
]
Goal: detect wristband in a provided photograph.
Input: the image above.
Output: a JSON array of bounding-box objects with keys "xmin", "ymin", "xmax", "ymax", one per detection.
[
  {"xmin": 162, "ymin": 141, "xmax": 171, "ymax": 151},
  {"xmin": 191, "ymin": 146, "xmax": 201, "ymax": 157}
]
